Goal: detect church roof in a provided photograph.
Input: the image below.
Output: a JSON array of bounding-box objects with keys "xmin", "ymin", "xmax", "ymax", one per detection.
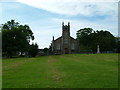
[
  {"xmin": 70, "ymin": 37, "xmax": 76, "ymax": 40},
  {"xmin": 53, "ymin": 36, "xmax": 76, "ymax": 42},
  {"xmin": 54, "ymin": 36, "xmax": 62, "ymax": 41}
]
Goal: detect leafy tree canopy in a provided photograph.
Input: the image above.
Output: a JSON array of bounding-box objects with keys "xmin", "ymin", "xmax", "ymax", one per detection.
[
  {"xmin": 2, "ymin": 19, "xmax": 35, "ymax": 57},
  {"xmin": 77, "ymin": 28, "xmax": 116, "ymax": 53}
]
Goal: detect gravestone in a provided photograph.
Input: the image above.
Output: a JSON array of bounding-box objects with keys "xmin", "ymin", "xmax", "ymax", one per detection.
[{"xmin": 97, "ymin": 45, "xmax": 100, "ymax": 53}]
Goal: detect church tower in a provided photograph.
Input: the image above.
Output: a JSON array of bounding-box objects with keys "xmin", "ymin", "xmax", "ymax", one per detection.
[
  {"xmin": 51, "ymin": 22, "xmax": 78, "ymax": 54},
  {"xmin": 61, "ymin": 22, "xmax": 71, "ymax": 54}
]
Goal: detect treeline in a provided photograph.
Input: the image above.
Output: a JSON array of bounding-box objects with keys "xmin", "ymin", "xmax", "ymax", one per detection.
[
  {"xmin": 1, "ymin": 20, "xmax": 120, "ymax": 58},
  {"xmin": 76, "ymin": 28, "xmax": 120, "ymax": 53},
  {"xmin": 1, "ymin": 20, "xmax": 38, "ymax": 58}
]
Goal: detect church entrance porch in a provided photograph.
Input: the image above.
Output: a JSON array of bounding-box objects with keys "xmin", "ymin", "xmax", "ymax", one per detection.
[{"xmin": 64, "ymin": 48, "xmax": 69, "ymax": 54}]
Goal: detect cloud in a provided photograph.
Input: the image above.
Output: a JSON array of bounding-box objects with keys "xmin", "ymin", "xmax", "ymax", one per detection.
[{"xmin": 16, "ymin": 0, "xmax": 118, "ymax": 16}]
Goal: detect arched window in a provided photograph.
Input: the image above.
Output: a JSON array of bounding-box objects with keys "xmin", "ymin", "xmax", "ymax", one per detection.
[
  {"xmin": 71, "ymin": 43, "xmax": 75, "ymax": 50},
  {"xmin": 56, "ymin": 44, "xmax": 60, "ymax": 50}
]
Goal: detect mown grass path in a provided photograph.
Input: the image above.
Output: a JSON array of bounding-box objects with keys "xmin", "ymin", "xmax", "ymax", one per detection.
[{"xmin": 3, "ymin": 54, "xmax": 118, "ymax": 88}]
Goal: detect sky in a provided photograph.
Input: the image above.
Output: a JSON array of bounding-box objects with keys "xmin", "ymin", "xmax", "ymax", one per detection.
[{"xmin": 0, "ymin": 0, "xmax": 119, "ymax": 49}]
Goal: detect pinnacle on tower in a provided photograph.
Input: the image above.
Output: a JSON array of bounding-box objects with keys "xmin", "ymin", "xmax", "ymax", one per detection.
[
  {"xmin": 62, "ymin": 22, "xmax": 64, "ymax": 26},
  {"xmin": 68, "ymin": 22, "xmax": 70, "ymax": 26},
  {"xmin": 53, "ymin": 36, "xmax": 54, "ymax": 41}
]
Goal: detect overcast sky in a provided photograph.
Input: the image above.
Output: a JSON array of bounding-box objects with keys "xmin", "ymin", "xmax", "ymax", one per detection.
[{"xmin": 1, "ymin": 0, "xmax": 118, "ymax": 49}]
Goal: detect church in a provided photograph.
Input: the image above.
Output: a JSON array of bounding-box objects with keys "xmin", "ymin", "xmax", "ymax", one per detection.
[{"xmin": 51, "ymin": 22, "xmax": 79, "ymax": 54}]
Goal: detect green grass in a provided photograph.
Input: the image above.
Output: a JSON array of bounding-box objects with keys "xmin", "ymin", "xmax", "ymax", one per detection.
[{"xmin": 3, "ymin": 53, "xmax": 118, "ymax": 88}]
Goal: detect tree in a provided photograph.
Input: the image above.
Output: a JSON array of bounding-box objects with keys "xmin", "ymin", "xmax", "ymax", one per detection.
[
  {"xmin": 77, "ymin": 28, "xmax": 93, "ymax": 38},
  {"xmin": 115, "ymin": 37, "xmax": 120, "ymax": 53},
  {"xmin": 28, "ymin": 43, "xmax": 38, "ymax": 57},
  {"xmin": 91, "ymin": 30, "xmax": 116, "ymax": 52},
  {"xmin": 17, "ymin": 25, "xmax": 34, "ymax": 56},
  {"xmin": 77, "ymin": 28, "xmax": 116, "ymax": 53},
  {"xmin": 48, "ymin": 45, "xmax": 53, "ymax": 54},
  {"xmin": 76, "ymin": 28, "xmax": 94, "ymax": 53},
  {"xmin": 2, "ymin": 20, "xmax": 34, "ymax": 57},
  {"xmin": 43, "ymin": 48, "xmax": 49, "ymax": 55}
]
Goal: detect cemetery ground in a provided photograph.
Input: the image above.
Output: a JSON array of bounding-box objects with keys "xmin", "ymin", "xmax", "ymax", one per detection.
[{"xmin": 3, "ymin": 53, "xmax": 118, "ymax": 88}]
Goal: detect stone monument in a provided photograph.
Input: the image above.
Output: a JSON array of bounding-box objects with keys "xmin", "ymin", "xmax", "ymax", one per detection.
[{"xmin": 97, "ymin": 45, "xmax": 100, "ymax": 53}]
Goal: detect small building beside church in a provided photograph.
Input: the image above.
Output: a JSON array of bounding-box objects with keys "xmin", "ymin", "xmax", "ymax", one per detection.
[{"xmin": 51, "ymin": 22, "xmax": 79, "ymax": 54}]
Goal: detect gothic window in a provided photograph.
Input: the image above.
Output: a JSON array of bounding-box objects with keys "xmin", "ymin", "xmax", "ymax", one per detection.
[
  {"xmin": 56, "ymin": 44, "xmax": 60, "ymax": 50},
  {"xmin": 71, "ymin": 43, "xmax": 75, "ymax": 50}
]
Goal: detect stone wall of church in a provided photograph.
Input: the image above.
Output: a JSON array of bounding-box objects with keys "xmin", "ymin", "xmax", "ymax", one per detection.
[
  {"xmin": 53, "ymin": 38, "xmax": 62, "ymax": 54},
  {"xmin": 70, "ymin": 38, "xmax": 78, "ymax": 53},
  {"xmin": 52, "ymin": 38, "xmax": 78, "ymax": 54}
]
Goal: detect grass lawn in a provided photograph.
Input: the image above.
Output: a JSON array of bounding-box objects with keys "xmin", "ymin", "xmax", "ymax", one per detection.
[{"xmin": 2, "ymin": 53, "xmax": 118, "ymax": 88}]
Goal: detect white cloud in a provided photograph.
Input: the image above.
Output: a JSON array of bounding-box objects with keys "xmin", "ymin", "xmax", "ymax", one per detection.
[{"xmin": 16, "ymin": 0, "xmax": 118, "ymax": 16}]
